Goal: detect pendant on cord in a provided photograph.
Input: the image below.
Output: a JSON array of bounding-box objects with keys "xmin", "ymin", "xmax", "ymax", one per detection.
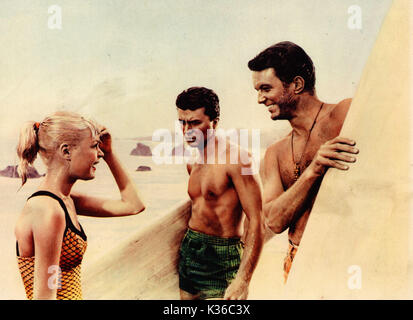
[
  {"xmin": 294, "ymin": 163, "xmax": 301, "ymax": 181},
  {"xmin": 291, "ymin": 102, "xmax": 324, "ymax": 183}
]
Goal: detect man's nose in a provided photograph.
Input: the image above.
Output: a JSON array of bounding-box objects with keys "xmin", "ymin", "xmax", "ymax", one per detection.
[
  {"xmin": 186, "ymin": 128, "xmax": 195, "ymax": 137},
  {"xmin": 183, "ymin": 123, "xmax": 192, "ymax": 133},
  {"xmin": 258, "ymin": 92, "xmax": 266, "ymax": 104}
]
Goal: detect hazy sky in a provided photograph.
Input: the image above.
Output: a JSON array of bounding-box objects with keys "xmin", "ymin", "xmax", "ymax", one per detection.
[{"xmin": 0, "ymin": 0, "xmax": 392, "ymax": 142}]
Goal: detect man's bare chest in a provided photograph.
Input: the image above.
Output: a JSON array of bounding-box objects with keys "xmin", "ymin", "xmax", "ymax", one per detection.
[
  {"xmin": 278, "ymin": 125, "xmax": 339, "ymax": 189},
  {"xmin": 188, "ymin": 165, "xmax": 232, "ymax": 200}
]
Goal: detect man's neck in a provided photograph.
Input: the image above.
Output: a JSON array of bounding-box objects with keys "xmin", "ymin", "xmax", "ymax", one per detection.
[
  {"xmin": 289, "ymin": 94, "xmax": 324, "ymax": 137},
  {"xmin": 194, "ymin": 132, "xmax": 218, "ymax": 164}
]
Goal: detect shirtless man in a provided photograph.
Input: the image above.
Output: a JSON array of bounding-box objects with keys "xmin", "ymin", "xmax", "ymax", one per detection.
[
  {"xmin": 248, "ymin": 41, "xmax": 359, "ymax": 282},
  {"xmin": 176, "ymin": 87, "xmax": 264, "ymax": 300}
]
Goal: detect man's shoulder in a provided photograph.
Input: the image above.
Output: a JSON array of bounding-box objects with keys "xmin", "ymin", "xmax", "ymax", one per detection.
[
  {"xmin": 225, "ymin": 141, "xmax": 260, "ymax": 176},
  {"xmin": 329, "ymin": 98, "xmax": 352, "ymax": 121},
  {"xmin": 335, "ymin": 97, "xmax": 352, "ymax": 110},
  {"xmin": 258, "ymin": 135, "xmax": 289, "ymax": 180},
  {"xmin": 264, "ymin": 134, "xmax": 290, "ymax": 160},
  {"xmin": 186, "ymin": 163, "xmax": 193, "ymax": 174}
]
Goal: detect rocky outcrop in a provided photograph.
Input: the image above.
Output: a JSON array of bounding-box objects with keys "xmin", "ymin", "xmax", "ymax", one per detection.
[
  {"xmin": 136, "ymin": 166, "xmax": 151, "ymax": 172},
  {"xmin": 130, "ymin": 143, "xmax": 152, "ymax": 156},
  {"xmin": 0, "ymin": 165, "xmax": 43, "ymax": 178}
]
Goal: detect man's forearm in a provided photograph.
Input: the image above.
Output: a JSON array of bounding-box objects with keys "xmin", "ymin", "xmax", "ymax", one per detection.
[
  {"xmin": 265, "ymin": 169, "xmax": 321, "ymax": 233},
  {"xmin": 236, "ymin": 219, "xmax": 264, "ymax": 283}
]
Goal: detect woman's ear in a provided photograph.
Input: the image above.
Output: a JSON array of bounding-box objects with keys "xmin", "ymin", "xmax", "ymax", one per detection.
[
  {"xmin": 59, "ymin": 143, "xmax": 71, "ymax": 161},
  {"xmin": 293, "ymin": 76, "xmax": 305, "ymax": 94}
]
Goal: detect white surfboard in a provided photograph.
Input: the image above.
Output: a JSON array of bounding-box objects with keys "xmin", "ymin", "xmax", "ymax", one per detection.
[
  {"xmin": 282, "ymin": 0, "xmax": 411, "ymax": 299},
  {"xmin": 82, "ymin": 199, "xmax": 191, "ymax": 299}
]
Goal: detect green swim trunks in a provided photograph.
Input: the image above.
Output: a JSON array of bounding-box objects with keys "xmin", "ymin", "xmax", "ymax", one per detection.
[{"xmin": 178, "ymin": 228, "xmax": 243, "ymax": 299}]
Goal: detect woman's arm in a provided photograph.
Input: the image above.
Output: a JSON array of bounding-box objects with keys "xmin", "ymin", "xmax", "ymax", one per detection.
[
  {"xmin": 31, "ymin": 200, "xmax": 65, "ymax": 299},
  {"xmin": 73, "ymin": 128, "xmax": 145, "ymax": 217}
]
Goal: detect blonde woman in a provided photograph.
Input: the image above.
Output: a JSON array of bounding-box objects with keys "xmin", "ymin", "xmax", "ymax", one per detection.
[{"xmin": 14, "ymin": 111, "xmax": 145, "ymax": 300}]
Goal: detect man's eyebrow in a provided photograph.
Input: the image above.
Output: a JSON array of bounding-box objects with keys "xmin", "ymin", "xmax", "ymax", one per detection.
[
  {"xmin": 254, "ymin": 82, "xmax": 263, "ymax": 90},
  {"xmin": 179, "ymin": 118, "xmax": 200, "ymax": 122},
  {"xmin": 255, "ymin": 83, "xmax": 271, "ymax": 91}
]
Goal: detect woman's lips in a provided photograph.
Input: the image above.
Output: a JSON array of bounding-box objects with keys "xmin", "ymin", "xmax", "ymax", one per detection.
[{"xmin": 92, "ymin": 161, "xmax": 99, "ymax": 170}]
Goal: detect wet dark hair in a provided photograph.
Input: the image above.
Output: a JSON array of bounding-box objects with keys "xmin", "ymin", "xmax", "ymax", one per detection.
[
  {"xmin": 175, "ymin": 87, "xmax": 220, "ymax": 121},
  {"xmin": 248, "ymin": 41, "xmax": 316, "ymax": 95}
]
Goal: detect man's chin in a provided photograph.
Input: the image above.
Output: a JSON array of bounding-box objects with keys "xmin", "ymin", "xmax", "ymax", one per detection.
[
  {"xmin": 270, "ymin": 112, "xmax": 281, "ymax": 120},
  {"xmin": 270, "ymin": 111, "xmax": 290, "ymax": 121}
]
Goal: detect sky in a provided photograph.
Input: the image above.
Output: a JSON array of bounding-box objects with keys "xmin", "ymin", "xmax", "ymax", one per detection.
[{"xmin": 0, "ymin": 0, "xmax": 393, "ymax": 142}]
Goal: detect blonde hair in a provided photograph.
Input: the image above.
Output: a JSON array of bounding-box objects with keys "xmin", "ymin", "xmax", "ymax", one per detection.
[{"xmin": 17, "ymin": 111, "xmax": 99, "ymax": 186}]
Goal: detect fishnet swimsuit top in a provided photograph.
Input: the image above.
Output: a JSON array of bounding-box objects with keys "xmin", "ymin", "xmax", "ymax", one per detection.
[{"xmin": 16, "ymin": 190, "xmax": 87, "ymax": 300}]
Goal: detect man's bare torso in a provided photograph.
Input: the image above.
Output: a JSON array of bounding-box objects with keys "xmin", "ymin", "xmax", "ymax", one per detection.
[
  {"xmin": 269, "ymin": 100, "xmax": 350, "ymax": 245},
  {"xmin": 187, "ymin": 144, "xmax": 245, "ymax": 238}
]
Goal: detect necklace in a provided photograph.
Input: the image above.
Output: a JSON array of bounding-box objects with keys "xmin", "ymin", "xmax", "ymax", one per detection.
[{"xmin": 291, "ymin": 102, "xmax": 324, "ymax": 181}]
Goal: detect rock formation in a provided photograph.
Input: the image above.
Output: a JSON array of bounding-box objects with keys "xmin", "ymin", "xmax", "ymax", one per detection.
[
  {"xmin": 136, "ymin": 165, "xmax": 151, "ymax": 172},
  {"xmin": 130, "ymin": 143, "xmax": 152, "ymax": 156},
  {"xmin": 0, "ymin": 165, "xmax": 43, "ymax": 178}
]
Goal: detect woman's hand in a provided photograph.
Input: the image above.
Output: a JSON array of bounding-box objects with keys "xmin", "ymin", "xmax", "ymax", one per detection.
[{"xmin": 97, "ymin": 126, "xmax": 113, "ymax": 157}]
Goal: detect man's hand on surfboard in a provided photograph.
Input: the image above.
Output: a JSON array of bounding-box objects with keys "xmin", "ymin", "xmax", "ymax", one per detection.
[{"xmin": 307, "ymin": 136, "xmax": 359, "ymax": 177}]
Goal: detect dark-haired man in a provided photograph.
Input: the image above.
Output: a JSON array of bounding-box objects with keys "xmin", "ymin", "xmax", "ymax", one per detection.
[
  {"xmin": 176, "ymin": 86, "xmax": 264, "ymax": 300},
  {"xmin": 248, "ymin": 41, "xmax": 359, "ymax": 282}
]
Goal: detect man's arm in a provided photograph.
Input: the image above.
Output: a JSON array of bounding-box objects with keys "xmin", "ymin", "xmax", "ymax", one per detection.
[
  {"xmin": 224, "ymin": 158, "xmax": 264, "ymax": 300},
  {"xmin": 263, "ymin": 137, "xmax": 359, "ymax": 234},
  {"xmin": 262, "ymin": 144, "xmax": 319, "ymax": 233}
]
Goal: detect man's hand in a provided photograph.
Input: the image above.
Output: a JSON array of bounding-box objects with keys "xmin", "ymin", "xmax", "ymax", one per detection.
[
  {"xmin": 223, "ymin": 277, "xmax": 249, "ymax": 300},
  {"xmin": 307, "ymin": 136, "xmax": 359, "ymax": 177}
]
